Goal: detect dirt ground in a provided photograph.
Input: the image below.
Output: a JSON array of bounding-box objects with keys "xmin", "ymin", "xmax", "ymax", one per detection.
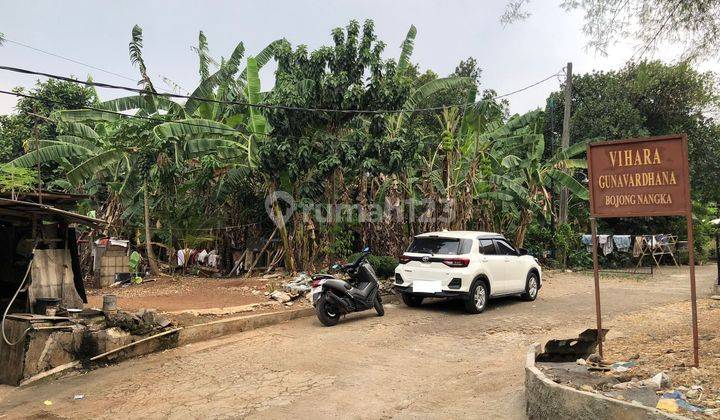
[
  {"xmin": 1, "ymin": 265, "xmax": 718, "ymax": 419},
  {"xmin": 85, "ymin": 275, "xmax": 291, "ymax": 313}
]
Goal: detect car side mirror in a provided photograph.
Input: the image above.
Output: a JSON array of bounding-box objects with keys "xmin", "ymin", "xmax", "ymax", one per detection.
[{"xmin": 518, "ymin": 248, "xmax": 528, "ymax": 256}]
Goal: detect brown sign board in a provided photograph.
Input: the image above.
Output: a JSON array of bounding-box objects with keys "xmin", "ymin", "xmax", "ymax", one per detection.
[
  {"xmin": 586, "ymin": 133, "xmax": 699, "ymax": 366},
  {"xmin": 587, "ymin": 134, "xmax": 691, "ymax": 218}
]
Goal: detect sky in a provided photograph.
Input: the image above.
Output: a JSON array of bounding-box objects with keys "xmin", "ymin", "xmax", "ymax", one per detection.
[{"xmin": 0, "ymin": 0, "xmax": 717, "ymax": 116}]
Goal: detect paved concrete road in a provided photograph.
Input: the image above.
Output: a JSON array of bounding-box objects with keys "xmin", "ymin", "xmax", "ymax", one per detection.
[{"xmin": 1, "ymin": 266, "xmax": 717, "ymax": 419}]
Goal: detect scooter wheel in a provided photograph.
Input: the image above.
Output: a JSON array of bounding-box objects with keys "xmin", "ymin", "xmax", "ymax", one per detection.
[
  {"xmin": 316, "ymin": 295, "xmax": 340, "ymax": 326},
  {"xmin": 374, "ymin": 295, "xmax": 384, "ymax": 316}
]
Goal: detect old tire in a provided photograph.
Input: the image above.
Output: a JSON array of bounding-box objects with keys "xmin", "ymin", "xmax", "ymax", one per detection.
[
  {"xmin": 522, "ymin": 271, "xmax": 539, "ymax": 301},
  {"xmin": 316, "ymin": 295, "xmax": 340, "ymax": 326},
  {"xmin": 464, "ymin": 280, "xmax": 487, "ymax": 314},
  {"xmin": 374, "ymin": 295, "xmax": 385, "ymax": 316},
  {"xmin": 401, "ymin": 294, "xmax": 424, "ymax": 307}
]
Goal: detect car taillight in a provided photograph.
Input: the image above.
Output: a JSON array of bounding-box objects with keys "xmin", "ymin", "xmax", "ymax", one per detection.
[
  {"xmin": 398, "ymin": 255, "xmax": 411, "ymax": 264},
  {"xmin": 442, "ymin": 258, "xmax": 469, "ymax": 268}
]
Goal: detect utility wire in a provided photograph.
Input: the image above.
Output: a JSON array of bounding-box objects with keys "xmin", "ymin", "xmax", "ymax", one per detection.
[
  {"xmin": 0, "ymin": 89, "xmax": 249, "ymax": 135},
  {"xmin": 2, "ymin": 37, "xmax": 176, "ymax": 94},
  {"xmin": 0, "ymin": 64, "xmax": 564, "ymax": 143},
  {"xmin": 0, "ymin": 89, "xmax": 394, "ymax": 145},
  {"xmin": 0, "ymin": 65, "xmax": 564, "ymax": 114}
]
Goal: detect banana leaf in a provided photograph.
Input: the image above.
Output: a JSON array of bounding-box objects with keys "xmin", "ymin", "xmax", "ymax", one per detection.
[
  {"xmin": 10, "ymin": 144, "xmax": 93, "ymax": 168},
  {"xmin": 397, "ymin": 25, "xmax": 416, "ymax": 77},
  {"xmin": 547, "ymin": 169, "xmax": 589, "ymax": 200},
  {"xmin": 62, "ymin": 122, "xmax": 99, "ymax": 140},
  {"xmin": 154, "ymin": 119, "xmax": 238, "ymax": 139},
  {"xmin": 67, "ymin": 149, "xmax": 125, "ymax": 185},
  {"xmin": 56, "ymin": 109, "xmax": 122, "ymax": 123}
]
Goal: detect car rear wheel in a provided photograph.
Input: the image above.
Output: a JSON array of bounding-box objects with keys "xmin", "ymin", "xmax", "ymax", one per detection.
[
  {"xmin": 401, "ymin": 294, "xmax": 424, "ymax": 307},
  {"xmin": 522, "ymin": 272, "xmax": 539, "ymax": 301},
  {"xmin": 464, "ymin": 281, "xmax": 487, "ymax": 314}
]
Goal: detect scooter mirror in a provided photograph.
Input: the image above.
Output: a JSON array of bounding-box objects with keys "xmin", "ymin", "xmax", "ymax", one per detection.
[{"xmin": 362, "ymin": 246, "xmax": 370, "ymax": 253}]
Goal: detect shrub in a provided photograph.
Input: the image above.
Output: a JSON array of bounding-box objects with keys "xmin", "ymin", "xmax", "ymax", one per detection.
[{"xmin": 348, "ymin": 253, "xmax": 399, "ymax": 278}]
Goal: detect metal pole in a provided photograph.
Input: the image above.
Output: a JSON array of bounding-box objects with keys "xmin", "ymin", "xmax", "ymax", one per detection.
[
  {"xmin": 590, "ymin": 217, "xmax": 603, "ymax": 358},
  {"xmin": 716, "ymin": 232, "xmax": 719, "ymax": 286},
  {"xmin": 686, "ymin": 213, "xmax": 700, "ymax": 367},
  {"xmin": 33, "ymin": 106, "xmax": 42, "ymax": 204},
  {"xmin": 558, "ymin": 62, "xmax": 572, "ymax": 226}
]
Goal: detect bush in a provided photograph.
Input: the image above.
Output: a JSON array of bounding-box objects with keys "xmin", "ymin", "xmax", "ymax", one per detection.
[{"xmin": 348, "ymin": 253, "xmax": 399, "ymax": 278}]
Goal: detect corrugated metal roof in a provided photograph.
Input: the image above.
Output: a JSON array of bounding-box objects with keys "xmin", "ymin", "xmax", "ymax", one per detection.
[{"xmin": 0, "ymin": 198, "xmax": 105, "ymax": 226}]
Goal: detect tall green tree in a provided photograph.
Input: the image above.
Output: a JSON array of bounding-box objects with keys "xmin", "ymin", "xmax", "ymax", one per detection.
[
  {"xmin": 0, "ymin": 79, "xmax": 97, "ymax": 163},
  {"xmin": 502, "ymin": 0, "xmax": 720, "ymax": 60},
  {"xmin": 545, "ymin": 60, "xmax": 720, "ymax": 202}
]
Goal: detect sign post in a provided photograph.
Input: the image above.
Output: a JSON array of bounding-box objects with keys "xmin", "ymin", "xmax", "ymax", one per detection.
[{"xmin": 586, "ymin": 134, "xmax": 699, "ymax": 366}]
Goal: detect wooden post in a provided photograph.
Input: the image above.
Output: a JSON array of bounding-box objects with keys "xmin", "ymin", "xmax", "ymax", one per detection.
[
  {"xmin": 590, "ymin": 217, "xmax": 603, "ymax": 358},
  {"xmin": 687, "ymin": 212, "xmax": 700, "ymax": 367},
  {"xmin": 558, "ymin": 62, "xmax": 572, "ymax": 225}
]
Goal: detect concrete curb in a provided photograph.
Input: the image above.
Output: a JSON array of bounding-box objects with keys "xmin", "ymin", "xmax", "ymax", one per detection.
[
  {"xmin": 177, "ymin": 292, "xmax": 400, "ymax": 345},
  {"xmin": 525, "ymin": 343, "xmax": 687, "ymax": 420},
  {"xmin": 177, "ymin": 307, "xmax": 315, "ymax": 345}
]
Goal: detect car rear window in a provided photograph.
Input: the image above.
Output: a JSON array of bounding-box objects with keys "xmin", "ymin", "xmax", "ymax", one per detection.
[{"xmin": 407, "ymin": 237, "xmax": 467, "ymax": 255}]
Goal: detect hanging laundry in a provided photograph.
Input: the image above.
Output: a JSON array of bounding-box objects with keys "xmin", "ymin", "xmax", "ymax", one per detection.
[
  {"xmin": 189, "ymin": 249, "xmax": 199, "ymax": 265},
  {"xmin": 598, "ymin": 235, "xmax": 613, "ymax": 255},
  {"xmin": 613, "ymin": 235, "xmax": 632, "ymax": 252},
  {"xmin": 581, "ymin": 234, "xmax": 593, "ymax": 253},
  {"xmin": 183, "ymin": 248, "xmax": 191, "ymax": 266},
  {"xmin": 197, "ymin": 249, "xmax": 209, "ymax": 264},
  {"xmin": 207, "ymin": 250, "xmax": 218, "ymax": 268},
  {"xmin": 633, "ymin": 236, "xmax": 644, "ymax": 257}
]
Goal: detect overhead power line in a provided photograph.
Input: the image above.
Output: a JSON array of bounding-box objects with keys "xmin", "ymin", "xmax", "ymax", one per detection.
[
  {"xmin": 2, "ymin": 37, "xmax": 176, "ymax": 94},
  {"xmin": 0, "ymin": 89, "xmax": 248, "ymax": 135},
  {"xmin": 3, "ymin": 38, "xmax": 143, "ymax": 84},
  {"xmin": 0, "ymin": 89, "xmax": 404, "ymax": 144},
  {"xmin": 0, "ymin": 65, "xmax": 564, "ymax": 115}
]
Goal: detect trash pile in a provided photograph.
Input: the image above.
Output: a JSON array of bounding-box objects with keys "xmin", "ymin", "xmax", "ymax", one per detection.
[
  {"xmin": 538, "ymin": 329, "xmax": 718, "ymax": 417},
  {"xmin": 267, "ymin": 273, "xmax": 313, "ymax": 306},
  {"xmin": 567, "ymin": 354, "xmax": 717, "ymax": 416}
]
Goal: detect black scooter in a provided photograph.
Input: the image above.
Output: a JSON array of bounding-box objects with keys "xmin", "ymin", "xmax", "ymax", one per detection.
[{"xmin": 311, "ymin": 247, "xmax": 384, "ymax": 326}]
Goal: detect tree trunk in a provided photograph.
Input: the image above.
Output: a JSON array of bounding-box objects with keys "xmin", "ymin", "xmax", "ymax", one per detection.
[
  {"xmin": 268, "ymin": 181, "xmax": 296, "ymax": 273},
  {"xmin": 514, "ymin": 208, "xmax": 534, "ymax": 249},
  {"xmin": 143, "ymin": 180, "xmax": 160, "ymax": 275}
]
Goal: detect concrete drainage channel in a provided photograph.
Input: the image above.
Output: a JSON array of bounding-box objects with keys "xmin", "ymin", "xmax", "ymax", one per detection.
[{"xmin": 524, "ymin": 343, "xmax": 686, "ymax": 420}]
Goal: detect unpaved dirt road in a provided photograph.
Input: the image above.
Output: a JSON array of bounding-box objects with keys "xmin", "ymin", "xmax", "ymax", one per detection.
[{"xmin": 1, "ymin": 266, "xmax": 717, "ymax": 419}]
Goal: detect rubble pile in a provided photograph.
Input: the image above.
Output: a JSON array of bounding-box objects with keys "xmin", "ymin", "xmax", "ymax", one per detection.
[
  {"xmin": 266, "ymin": 273, "xmax": 313, "ymax": 306},
  {"xmin": 105, "ymin": 309, "xmax": 172, "ymax": 335},
  {"xmin": 541, "ymin": 353, "xmax": 717, "ymax": 416}
]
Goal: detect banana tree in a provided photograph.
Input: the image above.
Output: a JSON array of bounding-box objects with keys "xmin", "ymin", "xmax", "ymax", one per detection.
[{"xmin": 486, "ymin": 110, "xmax": 589, "ymax": 247}]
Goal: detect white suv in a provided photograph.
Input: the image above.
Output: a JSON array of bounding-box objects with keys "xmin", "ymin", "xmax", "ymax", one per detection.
[{"xmin": 393, "ymin": 231, "xmax": 541, "ymax": 313}]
